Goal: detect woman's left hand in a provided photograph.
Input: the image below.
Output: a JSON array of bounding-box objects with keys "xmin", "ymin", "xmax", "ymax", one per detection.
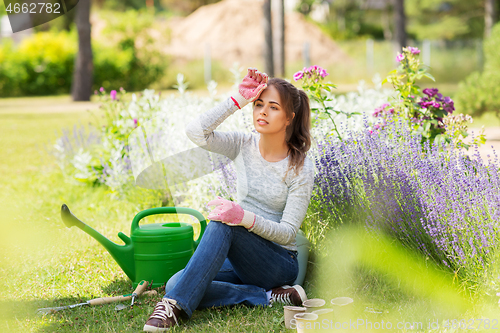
[{"xmin": 206, "ymin": 196, "xmax": 255, "ymax": 229}]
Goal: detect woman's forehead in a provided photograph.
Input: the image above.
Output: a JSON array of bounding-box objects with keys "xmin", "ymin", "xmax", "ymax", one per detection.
[{"xmin": 259, "ymin": 85, "xmax": 281, "ymax": 103}]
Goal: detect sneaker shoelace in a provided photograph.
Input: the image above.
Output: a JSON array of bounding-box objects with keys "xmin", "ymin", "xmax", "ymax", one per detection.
[
  {"xmin": 270, "ymin": 291, "xmax": 292, "ymax": 305},
  {"xmin": 149, "ymin": 298, "xmax": 179, "ymax": 325}
]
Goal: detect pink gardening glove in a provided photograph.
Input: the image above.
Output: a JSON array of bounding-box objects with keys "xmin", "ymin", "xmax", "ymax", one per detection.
[
  {"xmin": 231, "ymin": 68, "xmax": 269, "ymax": 109},
  {"xmin": 206, "ymin": 196, "xmax": 256, "ymax": 229}
]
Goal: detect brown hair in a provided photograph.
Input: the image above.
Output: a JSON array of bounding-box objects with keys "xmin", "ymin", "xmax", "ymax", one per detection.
[{"xmin": 261, "ymin": 78, "xmax": 312, "ymax": 182}]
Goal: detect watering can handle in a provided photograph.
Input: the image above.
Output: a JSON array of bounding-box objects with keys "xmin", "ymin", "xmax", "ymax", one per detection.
[{"xmin": 131, "ymin": 207, "xmax": 207, "ymax": 249}]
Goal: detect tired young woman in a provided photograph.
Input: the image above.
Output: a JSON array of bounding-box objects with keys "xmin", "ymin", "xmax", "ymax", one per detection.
[{"xmin": 143, "ymin": 68, "xmax": 315, "ymax": 331}]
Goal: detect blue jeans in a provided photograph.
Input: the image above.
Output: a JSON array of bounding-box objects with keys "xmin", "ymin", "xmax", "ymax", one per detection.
[{"xmin": 164, "ymin": 220, "xmax": 299, "ymax": 318}]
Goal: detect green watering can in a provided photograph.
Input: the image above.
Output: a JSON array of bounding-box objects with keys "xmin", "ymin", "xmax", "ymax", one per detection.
[{"xmin": 60, "ymin": 204, "xmax": 207, "ymax": 288}]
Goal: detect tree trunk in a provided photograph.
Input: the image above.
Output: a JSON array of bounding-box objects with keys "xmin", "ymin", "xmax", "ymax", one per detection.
[
  {"xmin": 263, "ymin": 0, "xmax": 274, "ymax": 77},
  {"xmin": 484, "ymin": 0, "xmax": 496, "ymax": 38},
  {"xmin": 273, "ymin": 0, "xmax": 285, "ymax": 77},
  {"xmin": 382, "ymin": 3, "xmax": 392, "ymax": 41},
  {"xmin": 72, "ymin": 0, "xmax": 93, "ymax": 101},
  {"xmin": 394, "ymin": 0, "xmax": 407, "ymax": 51},
  {"xmin": 337, "ymin": 8, "xmax": 346, "ymax": 32}
]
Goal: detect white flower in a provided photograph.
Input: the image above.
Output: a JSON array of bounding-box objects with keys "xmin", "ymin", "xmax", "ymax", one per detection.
[{"xmin": 71, "ymin": 148, "xmax": 93, "ymax": 179}]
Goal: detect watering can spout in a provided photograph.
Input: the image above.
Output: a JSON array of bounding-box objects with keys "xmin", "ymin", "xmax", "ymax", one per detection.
[{"xmin": 60, "ymin": 204, "xmax": 136, "ymax": 282}]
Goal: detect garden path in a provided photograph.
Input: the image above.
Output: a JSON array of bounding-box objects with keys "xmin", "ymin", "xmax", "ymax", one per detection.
[
  {"xmin": 0, "ymin": 95, "xmax": 100, "ymax": 114},
  {"xmin": 466, "ymin": 127, "xmax": 500, "ymax": 165}
]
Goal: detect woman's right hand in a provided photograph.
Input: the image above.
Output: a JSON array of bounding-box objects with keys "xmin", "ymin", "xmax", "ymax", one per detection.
[{"xmin": 231, "ymin": 68, "xmax": 269, "ymax": 109}]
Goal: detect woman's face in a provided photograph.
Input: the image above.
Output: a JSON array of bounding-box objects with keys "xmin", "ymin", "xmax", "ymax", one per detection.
[{"xmin": 253, "ymin": 85, "xmax": 293, "ymax": 135}]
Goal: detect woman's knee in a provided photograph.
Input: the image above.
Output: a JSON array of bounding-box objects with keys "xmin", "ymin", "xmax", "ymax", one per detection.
[
  {"xmin": 165, "ymin": 269, "xmax": 184, "ymax": 293},
  {"xmin": 205, "ymin": 220, "xmax": 231, "ymax": 234}
]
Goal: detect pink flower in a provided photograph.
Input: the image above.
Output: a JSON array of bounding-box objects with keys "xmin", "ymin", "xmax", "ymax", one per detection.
[
  {"xmin": 319, "ymin": 69, "xmax": 329, "ymax": 78},
  {"xmin": 408, "ymin": 46, "xmax": 421, "ymax": 55},
  {"xmin": 293, "ymin": 71, "xmax": 304, "ymax": 81},
  {"xmin": 309, "ymin": 65, "xmax": 318, "ymax": 72},
  {"xmin": 100, "ymin": 87, "xmax": 105, "ymax": 93},
  {"xmin": 119, "ymin": 87, "xmax": 124, "ymax": 92},
  {"xmin": 133, "ymin": 119, "xmax": 138, "ymax": 127},
  {"xmin": 94, "ymin": 90, "xmax": 98, "ymax": 95},
  {"xmin": 373, "ymin": 103, "xmax": 390, "ymax": 116},
  {"xmin": 396, "ymin": 53, "xmax": 404, "ymax": 62},
  {"xmin": 110, "ymin": 90, "xmax": 117, "ymax": 100}
]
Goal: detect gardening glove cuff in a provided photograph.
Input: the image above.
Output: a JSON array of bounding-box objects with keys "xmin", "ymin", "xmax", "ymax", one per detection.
[{"xmin": 240, "ymin": 210, "xmax": 256, "ymax": 230}]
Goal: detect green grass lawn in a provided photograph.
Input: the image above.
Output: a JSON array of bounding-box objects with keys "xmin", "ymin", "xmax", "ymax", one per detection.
[{"xmin": 1, "ymin": 94, "xmax": 499, "ymax": 332}]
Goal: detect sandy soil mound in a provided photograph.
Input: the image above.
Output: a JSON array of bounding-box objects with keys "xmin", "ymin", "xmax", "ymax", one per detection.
[{"xmin": 163, "ymin": 0, "xmax": 350, "ymax": 67}]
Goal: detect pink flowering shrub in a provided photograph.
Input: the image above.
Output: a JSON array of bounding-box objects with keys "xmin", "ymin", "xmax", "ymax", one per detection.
[
  {"xmin": 380, "ymin": 46, "xmax": 485, "ymax": 149},
  {"xmin": 294, "ymin": 65, "xmax": 360, "ymax": 140}
]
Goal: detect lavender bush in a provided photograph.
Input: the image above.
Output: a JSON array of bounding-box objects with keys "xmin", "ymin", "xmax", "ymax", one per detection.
[{"xmin": 305, "ymin": 115, "xmax": 500, "ymax": 291}]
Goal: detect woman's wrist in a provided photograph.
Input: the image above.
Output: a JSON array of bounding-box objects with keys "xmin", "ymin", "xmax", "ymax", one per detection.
[
  {"xmin": 241, "ymin": 209, "xmax": 256, "ymax": 229},
  {"xmin": 230, "ymin": 93, "xmax": 249, "ymax": 110}
]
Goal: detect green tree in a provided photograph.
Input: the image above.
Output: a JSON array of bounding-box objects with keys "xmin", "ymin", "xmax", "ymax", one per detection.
[
  {"xmin": 302, "ymin": 0, "xmax": 494, "ymax": 41},
  {"xmin": 406, "ymin": 0, "xmax": 486, "ymax": 40},
  {"xmin": 456, "ymin": 22, "xmax": 500, "ymax": 117}
]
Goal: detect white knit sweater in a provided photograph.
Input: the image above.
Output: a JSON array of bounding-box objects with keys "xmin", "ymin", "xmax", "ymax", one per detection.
[{"xmin": 185, "ymin": 97, "xmax": 315, "ymax": 251}]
